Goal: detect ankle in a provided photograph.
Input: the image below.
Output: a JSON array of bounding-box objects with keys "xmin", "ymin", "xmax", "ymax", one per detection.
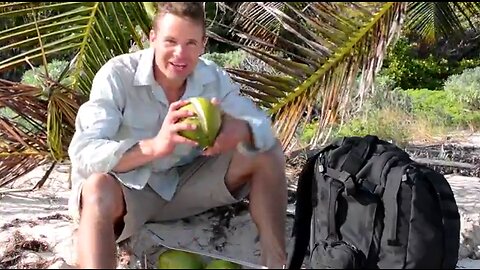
[
  {"xmin": 261, "ymin": 245, "xmax": 287, "ymax": 269},
  {"xmin": 264, "ymin": 256, "xmax": 287, "ymax": 269}
]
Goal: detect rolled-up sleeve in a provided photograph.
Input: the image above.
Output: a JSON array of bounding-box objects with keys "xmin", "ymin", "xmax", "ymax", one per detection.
[
  {"xmin": 68, "ymin": 64, "xmax": 139, "ymax": 177},
  {"xmin": 217, "ymin": 69, "xmax": 277, "ymax": 153}
]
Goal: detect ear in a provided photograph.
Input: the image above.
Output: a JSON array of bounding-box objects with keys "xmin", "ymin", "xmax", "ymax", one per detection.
[
  {"xmin": 149, "ymin": 29, "xmax": 156, "ymax": 43},
  {"xmin": 203, "ymin": 36, "xmax": 208, "ymax": 47},
  {"xmin": 200, "ymin": 36, "xmax": 207, "ymax": 55}
]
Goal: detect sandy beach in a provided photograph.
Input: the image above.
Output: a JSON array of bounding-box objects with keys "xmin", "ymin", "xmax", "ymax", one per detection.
[{"xmin": 1, "ymin": 158, "xmax": 479, "ymax": 269}]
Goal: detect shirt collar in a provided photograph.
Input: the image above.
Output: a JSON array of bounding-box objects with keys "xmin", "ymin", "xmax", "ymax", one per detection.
[{"xmin": 133, "ymin": 47, "xmax": 156, "ymax": 87}]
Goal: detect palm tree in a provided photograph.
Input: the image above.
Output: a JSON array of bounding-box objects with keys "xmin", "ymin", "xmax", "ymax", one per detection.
[
  {"xmin": 405, "ymin": 2, "xmax": 480, "ymax": 44},
  {"xmin": 0, "ymin": 2, "xmax": 152, "ymax": 188},
  {"xmin": 0, "ymin": 2, "xmax": 479, "ymax": 188},
  {"xmin": 205, "ymin": 2, "xmax": 407, "ymax": 150}
]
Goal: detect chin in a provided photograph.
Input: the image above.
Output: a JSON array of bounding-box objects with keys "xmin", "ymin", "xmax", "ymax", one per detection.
[
  {"xmin": 168, "ymin": 69, "xmax": 192, "ymax": 79},
  {"xmin": 165, "ymin": 73, "xmax": 186, "ymax": 81}
]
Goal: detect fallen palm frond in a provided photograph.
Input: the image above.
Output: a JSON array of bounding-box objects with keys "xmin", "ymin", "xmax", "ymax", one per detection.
[{"xmin": 0, "ymin": 79, "xmax": 53, "ymax": 188}]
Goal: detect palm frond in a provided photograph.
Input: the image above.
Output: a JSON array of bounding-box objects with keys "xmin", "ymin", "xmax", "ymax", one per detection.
[
  {"xmin": 0, "ymin": 2, "xmax": 151, "ymax": 95},
  {"xmin": 405, "ymin": 2, "xmax": 480, "ymax": 44},
  {"xmin": 0, "ymin": 153, "xmax": 51, "ymax": 189},
  {"xmin": 208, "ymin": 2, "xmax": 407, "ymax": 151},
  {"xmin": 0, "ymin": 2, "xmax": 154, "ymax": 182},
  {"xmin": 0, "ymin": 78, "xmax": 52, "ymax": 187}
]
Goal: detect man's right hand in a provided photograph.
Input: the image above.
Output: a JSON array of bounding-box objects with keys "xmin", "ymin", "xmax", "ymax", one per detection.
[
  {"xmin": 150, "ymin": 99, "xmax": 199, "ymax": 157},
  {"xmin": 112, "ymin": 99, "xmax": 198, "ymax": 173}
]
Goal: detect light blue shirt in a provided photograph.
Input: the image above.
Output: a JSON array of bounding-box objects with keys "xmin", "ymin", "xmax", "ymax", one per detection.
[{"xmin": 68, "ymin": 48, "xmax": 277, "ymax": 201}]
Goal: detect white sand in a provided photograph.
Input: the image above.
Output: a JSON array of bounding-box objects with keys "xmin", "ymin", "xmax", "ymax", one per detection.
[{"xmin": 1, "ymin": 163, "xmax": 479, "ymax": 269}]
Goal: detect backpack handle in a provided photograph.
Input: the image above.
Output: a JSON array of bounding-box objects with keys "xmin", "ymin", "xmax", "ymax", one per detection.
[{"xmin": 340, "ymin": 135, "xmax": 378, "ymax": 176}]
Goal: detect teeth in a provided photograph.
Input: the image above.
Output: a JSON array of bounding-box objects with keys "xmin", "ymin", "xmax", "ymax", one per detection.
[{"xmin": 171, "ymin": 63, "xmax": 186, "ymax": 68}]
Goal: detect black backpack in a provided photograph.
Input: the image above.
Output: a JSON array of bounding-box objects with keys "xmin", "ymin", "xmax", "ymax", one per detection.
[{"xmin": 288, "ymin": 135, "xmax": 460, "ymax": 269}]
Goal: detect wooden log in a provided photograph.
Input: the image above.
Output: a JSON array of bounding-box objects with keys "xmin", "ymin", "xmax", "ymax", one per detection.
[
  {"xmin": 287, "ymin": 148, "xmax": 477, "ymax": 170},
  {"xmin": 412, "ymin": 157, "xmax": 476, "ymax": 169}
]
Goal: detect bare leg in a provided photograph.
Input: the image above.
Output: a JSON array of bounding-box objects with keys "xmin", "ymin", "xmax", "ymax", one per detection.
[
  {"xmin": 77, "ymin": 173, "xmax": 126, "ymax": 268},
  {"xmin": 225, "ymin": 142, "xmax": 288, "ymax": 268}
]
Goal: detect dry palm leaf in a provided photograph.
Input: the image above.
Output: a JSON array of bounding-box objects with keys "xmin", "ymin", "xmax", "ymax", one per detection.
[{"xmin": 208, "ymin": 2, "xmax": 407, "ymax": 151}]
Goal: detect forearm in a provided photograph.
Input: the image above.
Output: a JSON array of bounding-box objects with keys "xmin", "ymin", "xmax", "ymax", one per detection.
[
  {"xmin": 237, "ymin": 115, "xmax": 276, "ymax": 152},
  {"xmin": 221, "ymin": 95, "xmax": 276, "ymax": 152},
  {"xmin": 112, "ymin": 138, "xmax": 163, "ymax": 173},
  {"xmin": 69, "ymin": 134, "xmax": 159, "ymax": 176}
]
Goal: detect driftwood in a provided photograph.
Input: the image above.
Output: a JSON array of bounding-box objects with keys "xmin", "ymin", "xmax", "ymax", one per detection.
[
  {"xmin": 412, "ymin": 157, "xmax": 475, "ymax": 169},
  {"xmin": 286, "ymin": 144, "xmax": 478, "ymax": 171},
  {"xmin": 0, "ymin": 162, "xmax": 56, "ymax": 195}
]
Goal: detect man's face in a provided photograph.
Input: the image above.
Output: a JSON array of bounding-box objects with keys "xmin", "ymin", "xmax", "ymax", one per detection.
[{"xmin": 149, "ymin": 13, "xmax": 206, "ymax": 83}]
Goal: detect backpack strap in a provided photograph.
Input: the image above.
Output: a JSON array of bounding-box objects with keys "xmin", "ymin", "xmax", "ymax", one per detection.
[
  {"xmin": 419, "ymin": 167, "xmax": 460, "ymax": 269},
  {"xmin": 340, "ymin": 135, "xmax": 378, "ymax": 177},
  {"xmin": 326, "ymin": 135, "xmax": 378, "ymax": 196},
  {"xmin": 322, "ymin": 135, "xmax": 379, "ymax": 240},
  {"xmin": 288, "ymin": 135, "xmax": 379, "ymax": 269},
  {"xmin": 382, "ymin": 162, "xmax": 406, "ymax": 245},
  {"xmin": 289, "ymin": 152, "xmax": 320, "ymax": 269},
  {"xmin": 324, "ymin": 167, "xmax": 356, "ymax": 196}
]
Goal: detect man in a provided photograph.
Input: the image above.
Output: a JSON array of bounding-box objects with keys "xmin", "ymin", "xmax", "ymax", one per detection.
[{"xmin": 68, "ymin": 2, "xmax": 288, "ymax": 269}]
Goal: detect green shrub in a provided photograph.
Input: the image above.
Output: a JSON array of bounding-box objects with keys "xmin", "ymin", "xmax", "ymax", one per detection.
[
  {"xmin": 373, "ymin": 73, "xmax": 397, "ymax": 94},
  {"xmin": 404, "ymin": 88, "xmax": 479, "ymax": 129},
  {"xmin": 381, "ymin": 38, "xmax": 448, "ymax": 90},
  {"xmin": 202, "ymin": 50, "xmax": 247, "ymax": 68},
  {"xmin": 336, "ymin": 107, "xmax": 412, "ymax": 147},
  {"xmin": 456, "ymin": 58, "xmax": 480, "ymax": 73},
  {"xmin": 381, "ymin": 37, "xmax": 480, "ymax": 90},
  {"xmin": 300, "ymin": 87, "xmax": 479, "ymax": 147},
  {"xmin": 21, "ymin": 59, "xmax": 72, "ymax": 88},
  {"xmin": 299, "ymin": 121, "xmax": 317, "ymax": 144},
  {"xmin": 444, "ymin": 66, "xmax": 480, "ymax": 110}
]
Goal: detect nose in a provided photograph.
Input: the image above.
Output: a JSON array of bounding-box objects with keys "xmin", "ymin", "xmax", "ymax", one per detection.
[{"xmin": 173, "ymin": 44, "xmax": 186, "ymax": 57}]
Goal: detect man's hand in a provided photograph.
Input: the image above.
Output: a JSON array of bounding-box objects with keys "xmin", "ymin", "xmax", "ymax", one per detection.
[
  {"xmin": 150, "ymin": 99, "xmax": 199, "ymax": 157},
  {"xmin": 203, "ymin": 98, "xmax": 252, "ymax": 156},
  {"xmin": 113, "ymin": 100, "xmax": 198, "ymax": 173}
]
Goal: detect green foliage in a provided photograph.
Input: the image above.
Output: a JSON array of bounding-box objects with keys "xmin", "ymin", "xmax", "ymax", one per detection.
[
  {"xmin": 406, "ymin": 89, "xmax": 461, "ymax": 126},
  {"xmin": 299, "ymin": 86, "xmax": 480, "ymax": 147},
  {"xmin": 407, "ymin": 88, "xmax": 480, "ymax": 130},
  {"xmin": 300, "ymin": 122, "xmax": 316, "ymax": 144},
  {"xmin": 336, "ymin": 108, "xmax": 412, "ymax": 147},
  {"xmin": 21, "ymin": 59, "xmax": 72, "ymax": 88},
  {"xmin": 201, "ymin": 50, "xmax": 247, "ymax": 68},
  {"xmin": 0, "ymin": 107, "xmax": 40, "ymax": 134},
  {"xmin": 381, "ymin": 38, "xmax": 448, "ymax": 90},
  {"xmin": 373, "ymin": 73, "xmax": 398, "ymax": 93},
  {"xmin": 444, "ymin": 66, "xmax": 480, "ymax": 110},
  {"xmin": 381, "ymin": 37, "xmax": 480, "ymax": 90}
]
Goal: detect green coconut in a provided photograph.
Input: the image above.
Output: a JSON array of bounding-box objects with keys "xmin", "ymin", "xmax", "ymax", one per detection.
[
  {"xmin": 204, "ymin": 259, "xmax": 242, "ymax": 269},
  {"xmin": 178, "ymin": 97, "xmax": 222, "ymax": 148},
  {"xmin": 156, "ymin": 250, "xmax": 205, "ymax": 269}
]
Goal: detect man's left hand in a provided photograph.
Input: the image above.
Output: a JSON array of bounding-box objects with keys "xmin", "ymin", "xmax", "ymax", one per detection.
[{"xmin": 203, "ymin": 98, "xmax": 251, "ymax": 156}]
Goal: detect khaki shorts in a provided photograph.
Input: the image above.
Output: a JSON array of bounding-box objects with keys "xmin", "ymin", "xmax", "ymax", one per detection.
[{"xmin": 70, "ymin": 152, "xmax": 250, "ymax": 243}]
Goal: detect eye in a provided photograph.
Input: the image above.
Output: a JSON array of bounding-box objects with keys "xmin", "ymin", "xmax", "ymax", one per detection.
[
  {"xmin": 164, "ymin": 39, "xmax": 176, "ymax": 45},
  {"xmin": 187, "ymin": 41, "xmax": 197, "ymax": 46}
]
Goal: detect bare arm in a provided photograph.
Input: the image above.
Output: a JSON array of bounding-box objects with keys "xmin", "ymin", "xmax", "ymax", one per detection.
[
  {"xmin": 217, "ymin": 68, "xmax": 277, "ymax": 152},
  {"xmin": 112, "ymin": 100, "xmax": 198, "ymax": 173},
  {"xmin": 68, "ymin": 63, "xmax": 197, "ymax": 177},
  {"xmin": 111, "ymin": 138, "xmax": 158, "ymax": 173}
]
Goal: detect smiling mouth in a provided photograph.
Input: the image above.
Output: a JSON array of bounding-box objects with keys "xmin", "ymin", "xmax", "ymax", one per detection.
[{"xmin": 170, "ymin": 62, "xmax": 187, "ymax": 70}]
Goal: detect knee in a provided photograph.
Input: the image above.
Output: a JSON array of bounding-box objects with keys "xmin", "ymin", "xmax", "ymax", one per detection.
[
  {"xmin": 81, "ymin": 173, "xmax": 125, "ymax": 219},
  {"xmin": 255, "ymin": 141, "xmax": 286, "ymax": 169}
]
